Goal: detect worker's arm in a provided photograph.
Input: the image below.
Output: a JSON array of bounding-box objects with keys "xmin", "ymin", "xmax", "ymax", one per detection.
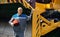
[
  {"xmin": 27, "ymin": 14, "xmax": 31, "ymax": 21},
  {"xmin": 27, "ymin": 9, "xmax": 33, "ymax": 21},
  {"xmin": 9, "ymin": 17, "xmax": 14, "ymax": 27},
  {"xmin": 27, "ymin": 9, "xmax": 34, "ymax": 21}
]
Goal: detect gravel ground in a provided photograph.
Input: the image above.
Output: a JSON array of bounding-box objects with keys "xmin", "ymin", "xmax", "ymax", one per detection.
[{"xmin": 0, "ymin": 21, "xmax": 31, "ymax": 37}]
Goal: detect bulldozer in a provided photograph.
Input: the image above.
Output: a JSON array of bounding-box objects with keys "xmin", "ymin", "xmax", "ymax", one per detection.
[{"xmin": 0, "ymin": 0, "xmax": 60, "ymax": 37}]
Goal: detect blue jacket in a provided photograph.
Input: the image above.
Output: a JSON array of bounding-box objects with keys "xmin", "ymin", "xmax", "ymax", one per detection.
[
  {"xmin": 9, "ymin": 13, "xmax": 31, "ymax": 29},
  {"xmin": 12, "ymin": 13, "xmax": 27, "ymax": 19}
]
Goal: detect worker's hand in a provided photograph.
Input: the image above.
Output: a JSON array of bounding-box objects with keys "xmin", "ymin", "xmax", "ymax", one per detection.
[{"xmin": 10, "ymin": 23, "xmax": 14, "ymax": 27}]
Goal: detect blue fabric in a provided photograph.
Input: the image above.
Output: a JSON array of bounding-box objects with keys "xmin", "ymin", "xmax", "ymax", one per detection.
[
  {"xmin": 12, "ymin": 13, "xmax": 27, "ymax": 19},
  {"xmin": 12, "ymin": 13, "xmax": 27, "ymax": 37},
  {"xmin": 13, "ymin": 26, "xmax": 24, "ymax": 37}
]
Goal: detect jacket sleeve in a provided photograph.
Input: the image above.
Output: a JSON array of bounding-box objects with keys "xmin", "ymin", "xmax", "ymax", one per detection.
[
  {"xmin": 9, "ymin": 17, "xmax": 14, "ymax": 26},
  {"xmin": 27, "ymin": 14, "xmax": 31, "ymax": 21}
]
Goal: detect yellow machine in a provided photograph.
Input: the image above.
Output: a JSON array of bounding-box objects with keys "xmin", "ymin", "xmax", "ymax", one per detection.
[
  {"xmin": 21, "ymin": 0, "xmax": 60, "ymax": 37},
  {"xmin": 0, "ymin": 0, "xmax": 60, "ymax": 37}
]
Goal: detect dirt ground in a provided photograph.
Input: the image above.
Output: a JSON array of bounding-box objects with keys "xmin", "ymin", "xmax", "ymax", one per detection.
[{"xmin": 0, "ymin": 21, "xmax": 31, "ymax": 37}]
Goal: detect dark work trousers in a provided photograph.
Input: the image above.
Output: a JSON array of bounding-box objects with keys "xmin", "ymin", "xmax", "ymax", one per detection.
[
  {"xmin": 13, "ymin": 24, "xmax": 25, "ymax": 37},
  {"xmin": 12, "ymin": 15, "xmax": 27, "ymax": 37}
]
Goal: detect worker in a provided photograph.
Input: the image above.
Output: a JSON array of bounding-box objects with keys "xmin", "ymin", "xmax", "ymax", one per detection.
[{"xmin": 9, "ymin": 7, "xmax": 31, "ymax": 37}]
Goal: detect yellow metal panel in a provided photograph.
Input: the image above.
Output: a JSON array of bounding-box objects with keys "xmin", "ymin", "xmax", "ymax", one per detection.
[
  {"xmin": 32, "ymin": 9, "xmax": 41, "ymax": 37},
  {"xmin": 41, "ymin": 20, "xmax": 58, "ymax": 35},
  {"xmin": 32, "ymin": 1, "xmax": 60, "ymax": 37},
  {"xmin": 18, "ymin": 0, "xmax": 21, "ymax": 3},
  {"xmin": 22, "ymin": 0, "xmax": 33, "ymax": 9},
  {"xmin": 0, "ymin": 0, "xmax": 7, "ymax": 4},
  {"xmin": 9, "ymin": 0, "xmax": 13, "ymax": 3},
  {"xmin": 53, "ymin": 0, "xmax": 60, "ymax": 9},
  {"xmin": 55, "ymin": 22, "xmax": 60, "ymax": 27},
  {"xmin": 14, "ymin": 0, "xmax": 16, "ymax": 3}
]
